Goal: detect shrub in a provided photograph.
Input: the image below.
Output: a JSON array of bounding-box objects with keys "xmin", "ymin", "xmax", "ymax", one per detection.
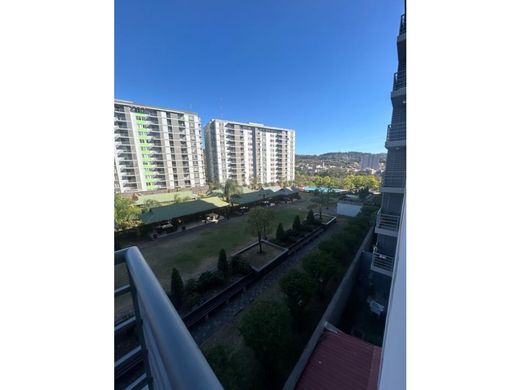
[
  {"xmin": 231, "ymin": 255, "xmax": 251, "ymax": 275},
  {"xmin": 302, "ymin": 251, "xmax": 338, "ymax": 296},
  {"xmin": 186, "ymin": 291, "xmax": 202, "ymax": 308},
  {"xmin": 204, "ymin": 345, "xmax": 262, "ymax": 390},
  {"xmin": 318, "ymin": 235, "xmax": 348, "ymax": 260},
  {"xmin": 218, "ymin": 249, "xmax": 229, "ymax": 274},
  {"xmin": 292, "ymin": 215, "xmax": 301, "ymax": 232},
  {"xmin": 197, "ymin": 271, "xmax": 225, "ymax": 292},
  {"xmin": 283, "ymin": 228, "xmax": 295, "ymax": 243},
  {"xmin": 184, "ymin": 278, "xmax": 198, "ymax": 295},
  {"xmin": 239, "ymin": 300, "xmax": 291, "ymax": 375},
  {"xmin": 170, "ymin": 267, "xmax": 184, "ymax": 308},
  {"xmin": 276, "ymin": 223, "xmax": 285, "ymax": 242},
  {"xmin": 279, "ymin": 270, "xmax": 318, "ymax": 322},
  {"xmin": 306, "ymin": 209, "xmax": 315, "ymax": 225}
]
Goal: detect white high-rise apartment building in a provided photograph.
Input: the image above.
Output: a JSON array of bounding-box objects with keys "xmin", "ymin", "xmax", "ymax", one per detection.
[
  {"xmin": 114, "ymin": 99, "xmax": 206, "ymax": 193},
  {"xmin": 204, "ymin": 119, "xmax": 295, "ymax": 186}
]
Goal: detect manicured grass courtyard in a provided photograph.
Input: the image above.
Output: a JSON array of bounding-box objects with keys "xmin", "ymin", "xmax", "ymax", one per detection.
[{"xmin": 115, "ymin": 194, "xmax": 330, "ymax": 291}]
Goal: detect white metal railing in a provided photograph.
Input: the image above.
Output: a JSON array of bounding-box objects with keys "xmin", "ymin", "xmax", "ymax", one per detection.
[
  {"xmin": 382, "ymin": 171, "xmax": 406, "ymax": 188},
  {"xmin": 386, "ymin": 122, "xmax": 406, "ymax": 143},
  {"xmin": 371, "ymin": 249, "xmax": 395, "ymax": 273},
  {"xmin": 115, "ymin": 247, "xmax": 222, "ymax": 390},
  {"xmin": 393, "ymin": 70, "xmax": 406, "ymax": 90},
  {"xmin": 377, "ymin": 212, "xmax": 400, "ymax": 232}
]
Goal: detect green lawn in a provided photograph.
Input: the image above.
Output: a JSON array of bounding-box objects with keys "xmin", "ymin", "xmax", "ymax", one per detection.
[{"xmin": 115, "ymin": 194, "xmax": 325, "ymax": 291}]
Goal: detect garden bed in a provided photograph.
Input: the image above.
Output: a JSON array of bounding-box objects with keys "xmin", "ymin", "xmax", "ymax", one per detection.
[{"xmin": 234, "ymin": 240, "xmax": 288, "ymax": 273}]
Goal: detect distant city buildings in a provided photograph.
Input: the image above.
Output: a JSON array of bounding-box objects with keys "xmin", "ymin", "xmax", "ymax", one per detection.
[
  {"xmin": 204, "ymin": 119, "xmax": 295, "ymax": 186},
  {"xmin": 114, "ymin": 100, "xmax": 206, "ymax": 193}
]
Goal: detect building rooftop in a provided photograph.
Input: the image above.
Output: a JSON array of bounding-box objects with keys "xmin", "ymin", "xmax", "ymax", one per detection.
[
  {"xmin": 208, "ymin": 118, "xmax": 294, "ymax": 132},
  {"xmin": 140, "ymin": 197, "xmax": 228, "ymax": 224},
  {"xmin": 133, "ymin": 191, "xmax": 197, "ymax": 206},
  {"xmin": 114, "ymin": 99, "xmax": 198, "ymax": 115},
  {"xmin": 296, "ymin": 327, "xmax": 381, "ymax": 390}
]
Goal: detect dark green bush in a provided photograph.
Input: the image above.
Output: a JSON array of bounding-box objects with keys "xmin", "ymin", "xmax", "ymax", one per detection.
[
  {"xmin": 170, "ymin": 267, "xmax": 184, "ymax": 308},
  {"xmin": 231, "ymin": 255, "xmax": 251, "ymax": 275},
  {"xmin": 306, "ymin": 209, "xmax": 316, "ymax": 225},
  {"xmin": 218, "ymin": 249, "xmax": 228, "ymax": 274},
  {"xmin": 292, "ymin": 215, "xmax": 301, "ymax": 232},
  {"xmin": 276, "ymin": 223, "xmax": 285, "ymax": 242},
  {"xmin": 279, "ymin": 270, "xmax": 318, "ymax": 322}
]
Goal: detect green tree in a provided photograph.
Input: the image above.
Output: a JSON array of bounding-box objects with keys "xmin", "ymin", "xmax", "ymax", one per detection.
[
  {"xmin": 313, "ymin": 189, "xmax": 332, "ymax": 220},
  {"xmin": 170, "ymin": 267, "xmax": 184, "ymax": 308},
  {"xmin": 247, "ymin": 207, "xmax": 273, "ymax": 253},
  {"xmin": 223, "ymin": 179, "xmax": 242, "ymax": 203},
  {"xmin": 218, "ymin": 249, "xmax": 228, "ymax": 274},
  {"xmin": 279, "ymin": 270, "xmax": 317, "ymax": 321},
  {"xmin": 306, "ymin": 209, "xmax": 315, "ymax": 225},
  {"xmin": 343, "ymin": 175, "xmax": 355, "ymax": 192},
  {"xmin": 114, "ymin": 194, "xmax": 141, "ymax": 230},
  {"xmin": 141, "ymin": 199, "xmax": 160, "ymax": 213},
  {"xmin": 250, "ymin": 175, "xmax": 259, "ymax": 190},
  {"xmin": 366, "ymin": 175, "xmax": 380, "ymax": 190},
  {"xmin": 292, "ymin": 215, "xmax": 301, "ymax": 232},
  {"xmin": 239, "ymin": 300, "xmax": 291, "ymax": 373},
  {"xmin": 276, "ymin": 222, "xmax": 285, "ymax": 242},
  {"xmin": 302, "ymin": 251, "xmax": 338, "ymax": 296}
]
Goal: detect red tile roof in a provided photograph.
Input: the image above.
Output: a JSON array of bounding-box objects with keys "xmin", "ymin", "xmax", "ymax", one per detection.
[{"xmin": 296, "ymin": 328, "xmax": 382, "ymax": 390}]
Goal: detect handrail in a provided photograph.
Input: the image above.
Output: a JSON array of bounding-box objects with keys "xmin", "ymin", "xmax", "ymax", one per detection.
[
  {"xmin": 377, "ymin": 213, "xmax": 401, "ymax": 231},
  {"xmin": 115, "ymin": 247, "xmax": 223, "ymax": 390},
  {"xmin": 372, "ymin": 249, "xmax": 395, "ymax": 272},
  {"xmin": 393, "ymin": 70, "xmax": 406, "ymax": 90},
  {"xmin": 386, "ymin": 122, "xmax": 406, "ymax": 142},
  {"xmin": 382, "ymin": 171, "xmax": 406, "ymax": 187}
]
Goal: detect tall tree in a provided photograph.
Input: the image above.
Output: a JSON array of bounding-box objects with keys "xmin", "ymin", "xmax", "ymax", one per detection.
[
  {"xmin": 114, "ymin": 194, "xmax": 141, "ymax": 230},
  {"xmin": 306, "ymin": 209, "xmax": 316, "ymax": 225},
  {"xmin": 276, "ymin": 222, "xmax": 285, "ymax": 242},
  {"xmin": 170, "ymin": 267, "xmax": 184, "ymax": 308},
  {"xmin": 223, "ymin": 179, "xmax": 242, "ymax": 203},
  {"xmin": 313, "ymin": 188, "xmax": 332, "ymax": 220},
  {"xmin": 279, "ymin": 270, "xmax": 317, "ymax": 321},
  {"xmin": 302, "ymin": 251, "xmax": 338, "ymax": 296},
  {"xmin": 247, "ymin": 207, "xmax": 273, "ymax": 253},
  {"xmin": 292, "ymin": 215, "xmax": 301, "ymax": 232},
  {"xmin": 239, "ymin": 300, "xmax": 291, "ymax": 374}
]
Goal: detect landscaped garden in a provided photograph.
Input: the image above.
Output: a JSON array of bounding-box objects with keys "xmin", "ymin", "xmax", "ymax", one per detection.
[
  {"xmin": 200, "ymin": 206, "xmax": 378, "ymax": 390},
  {"xmin": 115, "ymin": 193, "xmax": 334, "ymax": 317}
]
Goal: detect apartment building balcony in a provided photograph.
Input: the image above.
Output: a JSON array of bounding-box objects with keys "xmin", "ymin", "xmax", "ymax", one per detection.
[
  {"xmin": 115, "ymin": 247, "xmax": 222, "ymax": 389},
  {"xmin": 371, "ymin": 248, "xmax": 395, "ymax": 277},
  {"xmin": 392, "ymin": 70, "xmax": 406, "ymax": 91},
  {"xmin": 398, "ymin": 14, "xmax": 406, "ymax": 62},
  {"xmin": 375, "ymin": 210, "xmax": 401, "ymax": 237},
  {"xmin": 381, "ymin": 171, "xmax": 405, "ymax": 193},
  {"xmin": 385, "ymin": 122, "xmax": 406, "ymax": 148}
]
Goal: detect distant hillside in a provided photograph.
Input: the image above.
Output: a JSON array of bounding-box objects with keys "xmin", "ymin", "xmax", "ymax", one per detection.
[{"xmin": 296, "ymin": 151, "xmax": 386, "ymax": 162}]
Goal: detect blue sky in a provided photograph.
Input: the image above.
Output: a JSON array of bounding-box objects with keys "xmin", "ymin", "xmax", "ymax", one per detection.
[{"xmin": 115, "ymin": 0, "xmax": 403, "ymax": 154}]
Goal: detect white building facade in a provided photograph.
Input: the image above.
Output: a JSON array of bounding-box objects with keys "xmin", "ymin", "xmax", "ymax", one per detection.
[
  {"xmin": 114, "ymin": 100, "xmax": 206, "ymax": 193},
  {"xmin": 204, "ymin": 119, "xmax": 295, "ymax": 186}
]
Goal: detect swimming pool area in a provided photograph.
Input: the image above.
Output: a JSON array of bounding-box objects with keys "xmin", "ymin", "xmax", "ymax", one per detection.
[{"xmin": 303, "ymin": 186, "xmax": 346, "ymax": 193}]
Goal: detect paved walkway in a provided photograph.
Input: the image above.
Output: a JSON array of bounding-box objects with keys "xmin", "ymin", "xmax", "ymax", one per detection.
[{"xmin": 190, "ymin": 220, "xmax": 344, "ymax": 345}]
